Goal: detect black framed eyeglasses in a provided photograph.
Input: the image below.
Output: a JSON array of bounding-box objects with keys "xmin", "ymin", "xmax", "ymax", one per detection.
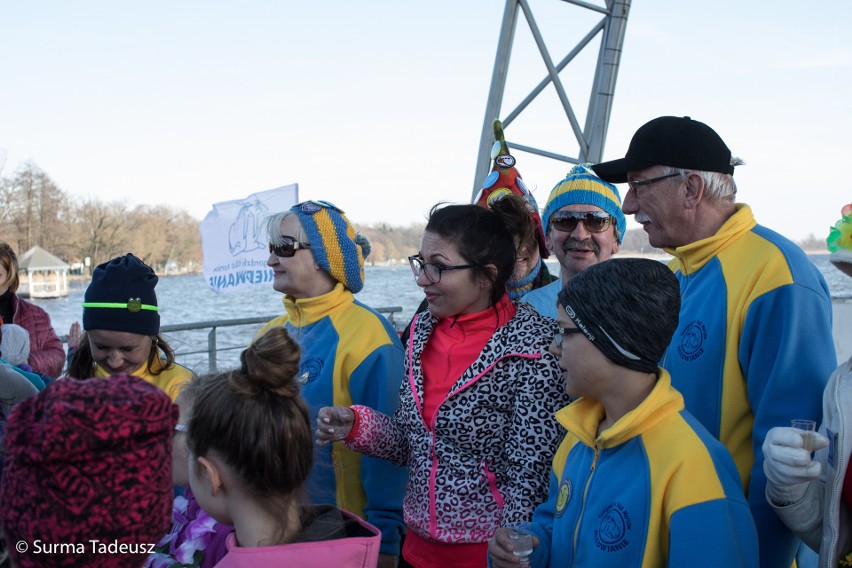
[
  {"xmin": 554, "ymin": 326, "xmax": 583, "ymax": 347},
  {"xmin": 626, "ymin": 172, "xmax": 686, "ymax": 193},
  {"xmin": 269, "ymin": 236, "xmax": 311, "ymax": 257},
  {"xmin": 549, "ymin": 211, "xmax": 613, "ymax": 233},
  {"xmin": 408, "ymin": 255, "xmax": 478, "ymax": 284}
]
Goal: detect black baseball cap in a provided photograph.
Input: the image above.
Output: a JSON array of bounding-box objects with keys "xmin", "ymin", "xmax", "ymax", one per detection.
[{"xmin": 592, "ymin": 116, "xmax": 735, "ymax": 184}]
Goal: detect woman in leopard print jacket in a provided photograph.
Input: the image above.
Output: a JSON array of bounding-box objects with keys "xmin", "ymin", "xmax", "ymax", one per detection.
[{"xmin": 317, "ymin": 202, "xmax": 568, "ymax": 568}]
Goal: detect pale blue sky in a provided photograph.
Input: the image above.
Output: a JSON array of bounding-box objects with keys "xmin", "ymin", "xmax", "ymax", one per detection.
[{"xmin": 2, "ymin": 1, "xmax": 850, "ymax": 242}]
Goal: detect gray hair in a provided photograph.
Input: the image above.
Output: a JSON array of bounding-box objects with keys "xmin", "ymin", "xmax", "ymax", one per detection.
[
  {"xmin": 662, "ymin": 157, "xmax": 745, "ymax": 205},
  {"xmin": 265, "ymin": 211, "xmax": 307, "ymax": 245}
]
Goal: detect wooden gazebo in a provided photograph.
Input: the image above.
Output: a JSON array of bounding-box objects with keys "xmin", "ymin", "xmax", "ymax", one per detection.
[{"xmin": 18, "ymin": 246, "xmax": 70, "ymax": 298}]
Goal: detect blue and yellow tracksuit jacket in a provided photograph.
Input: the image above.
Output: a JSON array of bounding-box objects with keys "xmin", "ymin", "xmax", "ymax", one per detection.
[
  {"xmin": 525, "ymin": 370, "xmax": 758, "ymax": 567},
  {"xmin": 661, "ymin": 204, "xmax": 836, "ymax": 567},
  {"xmin": 92, "ymin": 355, "xmax": 192, "ymax": 401},
  {"xmin": 256, "ymin": 283, "xmax": 406, "ymax": 556}
]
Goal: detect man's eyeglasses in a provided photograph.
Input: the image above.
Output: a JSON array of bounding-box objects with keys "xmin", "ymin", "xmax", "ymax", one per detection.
[
  {"xmin": 626, "ymin": 172, "xmax": 686, "ymax": 193},
  {"xmin": 269, "ymin": 236, "xmax": 311, "ymax": 257},
  {"xmin": 549, "ymin": 211, "xmax": 613, "ymax": 233},
  {"xmin": 554, "ymin": 326, "xmax": 583, "ymax": 347},
  {"xmin": 408, "ymin": 255, "xmax": 478, "ymax": 284}
]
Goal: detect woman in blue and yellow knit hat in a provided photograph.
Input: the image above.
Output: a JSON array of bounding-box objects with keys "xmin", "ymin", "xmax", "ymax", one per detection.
[{"xmin": 255, "ymin": 200, "xmax": 406, "ymax": 568}]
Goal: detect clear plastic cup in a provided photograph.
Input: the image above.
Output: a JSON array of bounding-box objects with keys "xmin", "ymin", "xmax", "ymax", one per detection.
[
  {"xmin": 791, "ymin": 419, "xmax": 817, "ymax": 452},
  {"xmin": 508, "ymin": 522, "xmax": 533, "ymax": 566}
]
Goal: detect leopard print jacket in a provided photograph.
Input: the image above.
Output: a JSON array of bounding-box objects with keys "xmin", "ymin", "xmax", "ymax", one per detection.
[{"xmin": 347, "ymin": 302, "xmax": 568, "ymax": 544}]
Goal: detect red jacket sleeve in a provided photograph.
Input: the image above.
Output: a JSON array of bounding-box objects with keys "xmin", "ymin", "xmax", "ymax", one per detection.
[{"xmin": 12, "ymin": 296, "xmax": 65, "ymax": 378}]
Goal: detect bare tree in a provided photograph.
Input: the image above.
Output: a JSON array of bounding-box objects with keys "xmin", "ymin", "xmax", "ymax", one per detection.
[
  {"xmin": 32, "ymin": 167, "xmax": 69, "ymax": 254},
  {"xmin": 72, "ymin": 198, "xmax": 131, "ymax": 267},
  {"xmin": 164, "ymin": 210, "xmax": 202, "ymax": 269},
  {"xmin": 3, "ymin": 163, "xmax": 69, "ymax": 254},
  {"xmin": 8, "ymin": 164, "xmax": 36, "ymax": 250}
]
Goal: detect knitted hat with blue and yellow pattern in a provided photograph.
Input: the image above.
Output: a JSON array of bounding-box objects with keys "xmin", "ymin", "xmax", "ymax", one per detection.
[
  {"xmin": 542, "ymin": 163, "xmax": 626, "ymax": 243},
  {"xmin": 291, "ymin": 200, "xmax": 371, "ymax": 293}
]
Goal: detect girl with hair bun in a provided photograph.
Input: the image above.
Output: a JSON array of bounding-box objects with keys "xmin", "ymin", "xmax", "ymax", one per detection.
[{"xmin": 187, "ymin": 327, "xmax": 382, "ymax": 567}]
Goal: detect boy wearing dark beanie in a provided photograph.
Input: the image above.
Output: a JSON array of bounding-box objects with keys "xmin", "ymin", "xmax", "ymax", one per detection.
[{"xmin": 489, "ymin": 258, "xmax": 758, "ymax": 567}]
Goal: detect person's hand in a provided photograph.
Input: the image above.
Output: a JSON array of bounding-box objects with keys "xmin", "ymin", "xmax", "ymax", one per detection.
[
  {"xmin": 67, "ymin": 321, "xmax": 82, "ymax": 347},
  {"xmin": 489, "ymin": 527, "xmax": 538, "ymax": 567},
  {"xmin": 763, "ymin": 426, "xmax": 828, "ymax": 504},
  {"xmin": 315, "ymin": 406, "xmax": 355, "ymax": 446},
  {"xmin": 376, "ymin": 553, "xmax": 397, "ymax": 568}
]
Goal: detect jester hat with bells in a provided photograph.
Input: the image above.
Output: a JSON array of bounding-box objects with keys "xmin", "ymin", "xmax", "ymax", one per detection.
[{"xmin": 473, "ymin": 119, "xmax": 549, "ymax": 260}]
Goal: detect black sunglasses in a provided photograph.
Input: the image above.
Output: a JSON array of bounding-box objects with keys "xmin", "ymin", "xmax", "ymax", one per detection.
[
  {"xmin": 549, "ymin": 211, "xmax": 612, "ymax": 233},
  {"xmin": 269, "ymin": 236, "xmax": 311, "ymax": 257}
]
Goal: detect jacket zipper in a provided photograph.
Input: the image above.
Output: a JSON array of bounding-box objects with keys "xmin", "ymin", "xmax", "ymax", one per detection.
[
  {"xmin": 484, "ymin": 459, "xmax": 504, "ymax": 510},
  {"xmin": 826, "ymin": 374, "xmax": 846, "ymax": 564},
  {"xmin": 571, "ymin": 446, "xmax": 600, "ymax": 567},
  {"xmin": 428, "ymin": 430, "xmax": 439, "ymax": 539}
]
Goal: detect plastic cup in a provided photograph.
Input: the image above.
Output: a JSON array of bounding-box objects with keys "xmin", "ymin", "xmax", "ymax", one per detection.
[
  {"xmin": 791, "ymin": 419, "xmax": 817, "ymax": 452},
  {"xmin": 508, "ymin": 522, "xmax": 533, "ymax": 566}
]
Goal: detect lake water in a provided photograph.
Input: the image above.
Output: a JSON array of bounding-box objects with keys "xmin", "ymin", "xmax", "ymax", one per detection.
[{"xmin": 30, "ymin": 253, "xmax": 852, "ymax": 373}]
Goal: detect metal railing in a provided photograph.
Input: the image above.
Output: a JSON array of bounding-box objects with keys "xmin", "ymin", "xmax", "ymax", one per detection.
[{"xmin": 159, "ymin": 306, "xmax": 403, "ymax": 372}]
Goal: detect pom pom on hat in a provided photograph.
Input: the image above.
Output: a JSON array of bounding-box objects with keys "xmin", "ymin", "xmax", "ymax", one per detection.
[
  {"xmin": 0, "ymin": 374, "xmax": 177, "ymax": 568},
  {"xmin": 83, "ymin": 253, "xmax": 160, "ymax": 336},
  {"xmin": 828, "ymin": 203, "xmax": 852, "ymax": 278},
  {"xmin": 557, "ymin": 258, "xmax": 680, "ymax": 373},
  {"xmin": 0, "ymin": 323, "xmax": 31, "ymax": 367},
  {"xmin": 542, "ymin": 163, "xmax": 626, "ymax": 243},
  {"xmin": 474, "ymin": 119, "xmax": 549, "ymax": 259},
  {"xmin": 290, "ymin": 200, "xmax": 370, "ymax": 293}
]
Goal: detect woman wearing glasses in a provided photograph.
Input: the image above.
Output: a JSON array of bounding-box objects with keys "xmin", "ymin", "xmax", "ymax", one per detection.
[
  {"xmin": 255, "ymin": 200, "xmax": 406, "ymax": 568},
  {"xmin": 400, "ymin": 127, "xmax": 557, "ymax": 346},
  {"xmin": 317, "ymin": 202, "xmax": 568, "ymax": 568}
]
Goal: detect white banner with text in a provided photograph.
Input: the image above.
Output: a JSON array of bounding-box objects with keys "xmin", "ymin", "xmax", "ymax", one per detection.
[{"xmin": 200, "ymin": 184, "xmax": 299, "ymax": 294}]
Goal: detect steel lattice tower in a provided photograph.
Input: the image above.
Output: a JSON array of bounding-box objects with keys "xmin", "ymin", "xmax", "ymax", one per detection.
[{"xmin": 473, "ymin": 0, "xmax": 631, "ymax": 199}]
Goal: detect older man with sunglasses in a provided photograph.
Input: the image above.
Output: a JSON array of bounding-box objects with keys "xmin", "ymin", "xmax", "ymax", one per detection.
[
  {"xmin": 520, "ymin": 163, "xmax": 626, "ymax": 319},
  {"xmin": 591, "ymin": 116, "xmax": 836, "ymax": 568}
]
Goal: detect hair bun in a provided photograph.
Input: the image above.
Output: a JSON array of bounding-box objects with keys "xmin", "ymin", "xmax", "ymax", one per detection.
[{"xmin": 236, "ymin": 328, "xmax": 301, "ymax": 398}]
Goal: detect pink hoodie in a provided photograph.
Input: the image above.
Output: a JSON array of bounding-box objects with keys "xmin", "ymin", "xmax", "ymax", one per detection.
[{"xmin": 214, "ymin": 508, "xmax": 380, "ymax": 568}]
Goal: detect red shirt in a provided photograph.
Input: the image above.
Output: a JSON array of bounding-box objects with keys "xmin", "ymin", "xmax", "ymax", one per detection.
[
  {"xmin": 403, "ymin": 529, "xmax": 488, "ymax": 568},
  {"xmin": 420, "ymin": 295, "xmax": 515, "ymax": 427}
]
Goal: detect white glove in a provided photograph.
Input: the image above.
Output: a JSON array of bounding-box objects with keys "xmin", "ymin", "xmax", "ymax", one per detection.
[{"xmin": 762, "ymin": 427, "xmax": 828, "ymax": 505}]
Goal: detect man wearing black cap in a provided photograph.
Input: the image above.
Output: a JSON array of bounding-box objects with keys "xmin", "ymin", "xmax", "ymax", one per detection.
[{"xmin": 592, "ymin": 116, "xmax": 836, "ymax": 568}]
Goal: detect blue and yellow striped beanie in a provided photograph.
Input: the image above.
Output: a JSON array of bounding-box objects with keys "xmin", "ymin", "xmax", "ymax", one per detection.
[
  {"xmin": 542, "ymin": 163, "xmax": 626, "ymax": 243},
  {"xmin": 291, "ymin": 200, "xmax": 371, "ymax": 293}
]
